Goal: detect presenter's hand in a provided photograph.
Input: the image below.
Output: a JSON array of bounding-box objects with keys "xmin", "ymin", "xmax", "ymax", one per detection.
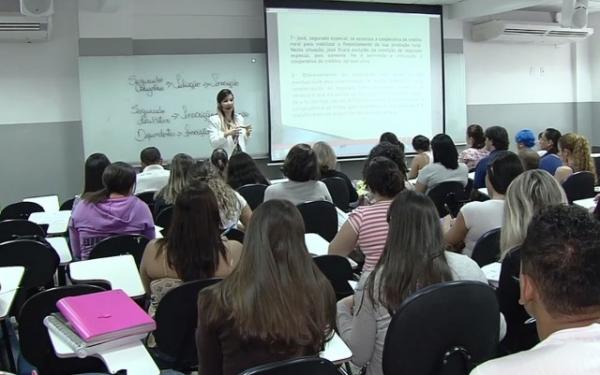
[
  {"xmin": 245, "ymin": 124, "xmax": 253, "ymax": 136},
  {"xmin": 225, "ymin": 127, "xmax": 242, "ymax": 137}
]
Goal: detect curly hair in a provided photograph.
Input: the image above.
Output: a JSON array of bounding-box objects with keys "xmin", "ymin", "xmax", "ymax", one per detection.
[
  {"xmin": 559, "ymin": 133, "xmax": 596, "ymax": 182},
  {"xmin": 191, "ymin": 161, "xmax": 241, "ymax": 226}
]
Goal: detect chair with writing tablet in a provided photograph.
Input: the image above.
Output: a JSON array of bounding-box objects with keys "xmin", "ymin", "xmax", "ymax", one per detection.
[
  {"xmin": 155, "ymin": 206, "xmax": 173, "ymax": 237},
  {"xmin": 237, "ymin": 184, "xmax": 268, "ymax": 210},
  {"xmin": 0, "ymin": 219, "xmax": 46, "ymax": 244},
  {"xmin": 471, "ymin": 228, "xmax": 501, "ymax": 268},
  {"xmin": 89, "ymin": 234, "xmax": 150, "ymax": 268},
  {"xmin": 562, "ymin": 171, "xmax": 595, "ymax": 204},
  {"xmin": 313, "ymin": 255, "xmax": 354, "ymax": 301},
  {"xmin": 297, "ymin": 201, "xmax": 338, "ymax": 242},
  {"xmin": 239, "ymin": 356, "xmax": 340, "ymax": 375},
  {"xmin": 427, "ymin": 182, "xmax": 468, "ymax": 218},
  {"xmin": 0, "ymin": 202, "xmax": 44, "ymax": 221},
  {"xmin": 153, "ymin": 278, "xmax": 222, "ymax": 371},
  {"xmin": 0, "ymin": 239, "xmax": 59, "ymax": 318},
  {"xmin": 321, "ymin": 177, "xmax": 350, "ymax": 212},
  {"xmin": 59, "ymin": 198, "xmax": 75, "ymax": 211},
  {"xmin": 18, "ymin": 285, "xmax": 108, "ymax": 375},
  {"xmin": 382, "ymin": 281, "xmax": 499, "ymax": 375}
]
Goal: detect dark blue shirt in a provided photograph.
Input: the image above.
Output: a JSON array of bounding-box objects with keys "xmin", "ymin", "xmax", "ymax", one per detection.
[
  {"xmin": 539, "ymin": 152, "xmax": 563, "ymax": 176},
  {"xmin": 473, "ymin": 150, "xmax": 499, "ymax": 189}
]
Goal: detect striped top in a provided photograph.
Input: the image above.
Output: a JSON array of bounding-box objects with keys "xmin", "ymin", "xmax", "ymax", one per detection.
[{"xmin": 347, "ymin": 200, "xmax": 392, "ymax": 272}]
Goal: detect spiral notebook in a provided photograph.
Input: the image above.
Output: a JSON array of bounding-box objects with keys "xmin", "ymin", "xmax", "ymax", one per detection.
[{"xmin": 56, "ymin": 289, "xmax": 155, "ymax": 343}]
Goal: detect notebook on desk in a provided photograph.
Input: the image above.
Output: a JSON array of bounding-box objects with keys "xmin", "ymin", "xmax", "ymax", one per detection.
[{"xmin": 56, "ymin": 289, "xmax": 155, "ymax": 343}]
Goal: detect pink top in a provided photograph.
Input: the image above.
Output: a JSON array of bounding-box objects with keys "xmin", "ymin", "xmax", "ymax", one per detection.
[
  {"xmin": 347, "ymin": 200, "xmax": 392, "ymax": 272},
  {"xmin": 459, "ymin": 147, "xmax": 490, "ymax": 171}
]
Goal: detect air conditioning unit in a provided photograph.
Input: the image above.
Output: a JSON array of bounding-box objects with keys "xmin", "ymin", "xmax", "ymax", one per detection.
[
  {"xmin": 471, "ymin": 20, "xmax": 593, "ymax": 44},
  {"xmin": 0, "ymin": 15, "xmax": 51, "ymax": 42}
]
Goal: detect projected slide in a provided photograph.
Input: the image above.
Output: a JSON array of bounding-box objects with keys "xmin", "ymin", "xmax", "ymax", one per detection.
[{"xmin": 265, "ymin": 3, "xmax": 444, "ymax": 161}]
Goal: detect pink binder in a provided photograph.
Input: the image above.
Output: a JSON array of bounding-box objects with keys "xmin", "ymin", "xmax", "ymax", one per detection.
[{"xmin": 56, "ymin": 289, "xmax": 155, "ymax": 344}]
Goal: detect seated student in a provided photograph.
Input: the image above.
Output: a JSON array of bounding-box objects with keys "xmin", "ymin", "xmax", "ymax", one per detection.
[
  {"xmin": 337, "ymin": 190, "xmax": 491, "ymax": 375},
  {"xmin": 473, "ymin": 126, "xmax": 510, "ymax": 189},
  {"xmin": 191, "ymin": 161, "xmax": 252, "ymax": 230},
  {"xmin": 225, "ymin": 151, "xmax": 270, "ymax": 190},
  {"xmin": 497, "ymin": 170, "xmax": 567, "ymax": 354},
  {"xmin": 471, "ymin": 205, "xmax": 600, "ymax": 375},
  {"xmin": 459, "ymin": 124, "xmax": 489, "ymax": 171},
  {"xmin": 407, "ymin": 135, "xmax": 433, "ymax": 180},
  {"xmin": 515, "ymin": 129, "xmax": 536, "ymax": 151},
  {"xmin": 210, "ymin": 147, "xmax": 228, "ymax": 177},
  {"xmin": 415, "ymin": 134, "xmax": 468, "ymax": 194},
  {"xmin": 139, "ymin": 184, "xmax": 242, "ymax": 316},
  {"xmin": 69, "ymin": 162, "xmax": 155, "ymax": 260},
  {"xmin": 312, "ymin": 141, "xmax": 358, "ymax": 203},
  {"xmin": 263, "ymin": 143, "xmax": 332, "ymax": 205},
  {"xmin": 73, "ymin": 153, "xmax": 111, "ymax": 209},
  {"xmin": 134, "ymin": 147, "xmax": 170, "ymax": 194},
  {"xmin": 329, "ymin": 157, "xmax": 405, "ymax": 272},
  {"xmin": 554, "ymin": 133, "xmax": 597, "ymax": 184},
  {"xmin": 445, "ymin": 151, "xmax": 523, "ymax": 256},
  {"xmin": 366, "ymin": 142, "xmax": 412, "ymax": 191},
  {"xmin": 153, "ymin": 153, "xmax": 194, "ymax": 216},
  {"xmin": 518, "ymin": 148, "xmax": 540, "ymax": 170},
  {"xmin": 196, "ymin": 200, "xmax": 336, "ymax": 375},
  {"xmin": 538, "ymin": 128, "xmax": 562, "ymax": 174},
  {"xmin": 379, "ymin": 132, "xmax": 405, "ymax": 153}
]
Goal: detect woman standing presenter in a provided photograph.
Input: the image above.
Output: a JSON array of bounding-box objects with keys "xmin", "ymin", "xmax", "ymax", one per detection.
[{"xmin": 208, "ymin": 89, "xmax": 252, "ymax": 155}]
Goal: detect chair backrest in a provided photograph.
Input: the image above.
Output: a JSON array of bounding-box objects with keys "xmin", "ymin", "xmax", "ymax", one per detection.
[
  {"xmin": 427, "ymin": 182, "xmax": 468, "ymax": 218},
  {"xmin": 89, "ymin": 234, "xmax": 150, "ymax": 268},
  {"xmin": 136, "ymin": 191, "xmax": 156, "ymax": 214},
  {"xmin": 237, "ymin": 184, "xmax": 268, "ymax": 210},
  {"xmin": 154, "ymin": 278, "xmax": 222, "ymax": 370},
  {"xmin": 0, "ymin": 239, "xmax": 60, "ymax": 317},
  {"xmin": 155, "ymin": 206, "xmax": 174, "ymax": 235},
  {"xmin": 18, "ymin": 285, "xmax": 108, "ymax": 375},
  {"xmin": 239, "ymin": 356, "xmax": 340, "ymax": 375},
  {"xmin": 0, "ymin": 201, "xmax": 44, "ymax": 221},
  {"xmin": 321, "ymin": 177, "xmax": 350, "ymax": 211},
  {"xmin": 562, "ymin": 171, "xmax": 595, "ymax": 203},
  {"xmin": 382, "ymin": 281, "xmax": 499, "ymax": 375},
  {"xmin": 222, "ymin": 228, "xmax": 245, "ymax": 244},
  {"xmin": 313, "ymin": 255, "xmax": 354, "ymax": 301},
  {"xmin": 471, "ymin": 228, "xmax": 501, "ymax": 267},
  {"xmin": 59, "ymin": 197, "xmax": 75, "ymax": 211},
  {"xmin": 497, "ymin": 247, "xmax": 539, "ymax": 354},
  {"xmin": 297, "ymin": 201, "xmax": 338, "ymax": 242},
  {"xmin": 0, "ymin": 219, "xmax": 45, "ymax": 243}
]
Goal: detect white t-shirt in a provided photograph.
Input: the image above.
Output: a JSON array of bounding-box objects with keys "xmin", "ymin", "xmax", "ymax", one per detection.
[
  {"xmin": 471, "ymin": 323, "xmax": 600, "ymax": 375},
  {"xmin": 135, "ymin": 165, "xmax": 170, "ymax": 194},
  {"xmin": 417, "ymin": 162, "xmax": 469, "ymax": 194},
  {"xmin": 460, "ymin": 199, "xmax": 504, "ymax": 257}
]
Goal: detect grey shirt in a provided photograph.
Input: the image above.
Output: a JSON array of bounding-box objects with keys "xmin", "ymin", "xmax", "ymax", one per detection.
[
  {"xmin": 336, "ymin": 252, "xmax": 494, "ymax": 375},
  {"xmin": 417, "ymin": 162, "xmax": 469, "ymax": 194},
  {"xmin": 263, "ymin": 180, "xmax": 332, "ymax": 206}
]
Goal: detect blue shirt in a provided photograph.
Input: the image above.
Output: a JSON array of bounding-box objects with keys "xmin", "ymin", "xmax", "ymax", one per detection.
[
  {"xmin": 473, "ymin": 150, "xmax": 499, "ymax": 189},
  {"xmin": 539, "ymin": 153, "xmax": 563, "ymax": 176}
]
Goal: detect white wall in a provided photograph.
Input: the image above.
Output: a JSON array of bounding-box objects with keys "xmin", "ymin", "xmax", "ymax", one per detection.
[
  {"xmin": 0, "ymin": 0, "xmax": 80, "ymax": 125},
  {"xmin": 589, "ymin": 13, "xmax": 600, "ymax": 102}
]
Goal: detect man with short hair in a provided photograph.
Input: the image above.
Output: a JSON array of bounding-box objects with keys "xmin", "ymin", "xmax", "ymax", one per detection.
[
  {"xmin": 471, "ymin": 205, "xmax": 600, "ymax": 374},
  {"xmin": 134, "ymin": 146, "xmax": 170, "ymax": 194},
  {"xmin": 473, "ymin": 126, "xmax": 509, "ymax": 189}
]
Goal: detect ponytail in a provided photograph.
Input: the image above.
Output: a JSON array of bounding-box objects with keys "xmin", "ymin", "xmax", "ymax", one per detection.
[{"xmin": 573, "ymin": 136, "xmax": 596, "ymax": 182}]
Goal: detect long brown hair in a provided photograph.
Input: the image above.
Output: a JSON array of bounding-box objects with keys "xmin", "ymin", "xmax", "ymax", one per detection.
[
  {"xmin": 156, "ymin": 183, "xmax": 227, "ymax": 281},
  {"xmin": 156, "ymin": 153, "xmax": 194, "ymax": 205},
  {"xmin": 200, "ymin": 199, "xmax": 336, "ymax": 353},
  {"xmin": 366, "ymin": 190, "xmax": 452, "ymax": 313}
]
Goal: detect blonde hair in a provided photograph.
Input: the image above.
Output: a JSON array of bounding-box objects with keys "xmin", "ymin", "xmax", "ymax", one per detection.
[
  {"xmin": 500, "ymin": 170, "xmax": 567, "ymax": 259},
  {"xmin": 156, "ymin": 153, "xmax": 194, "ymax": 204},
  {"xmin": 312, "ymin": 141, "xmax": 337, "ymax": 173},
  {"xmin": 559, "ymin": 133, "xmax": 596, "ymax": 182}
]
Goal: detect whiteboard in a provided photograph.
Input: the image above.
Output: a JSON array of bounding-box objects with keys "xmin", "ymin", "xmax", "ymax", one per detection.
[
  {"xmin": 79, "ymin": 52, "xmax": 467, "ymax": 162},
  {"xmin": 79, "ymin": 54, "xmax": 268, "ymax": 162}
]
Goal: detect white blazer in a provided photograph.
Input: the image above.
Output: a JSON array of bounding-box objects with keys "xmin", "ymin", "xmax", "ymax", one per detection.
[{"xmin": 207, "ymin": 113, "xmax": 249, "ymax": 155}]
